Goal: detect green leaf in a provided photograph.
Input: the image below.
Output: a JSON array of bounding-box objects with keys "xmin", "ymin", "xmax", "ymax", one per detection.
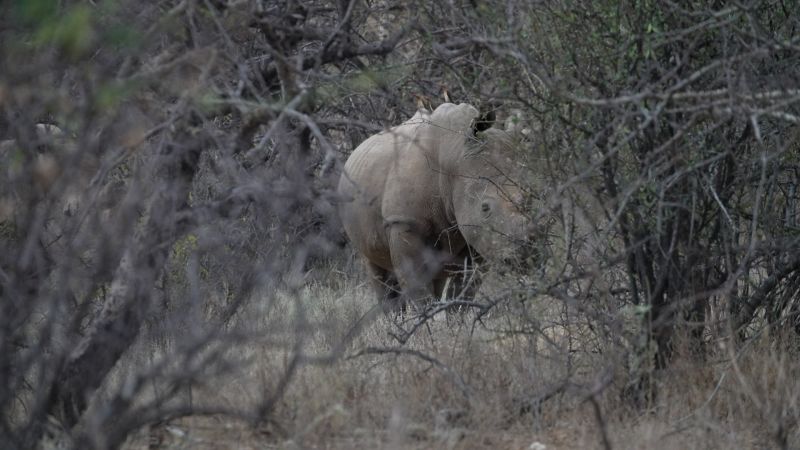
[
  {"xmin": 35, "ymin": 5, "xmax": 95, "ymax": 59},
  {"xmin": 14, "ymin": 0, "xmax": 59, "ymax": 25},
  {"xmin": 104, "ymin": 24, "xmax": 141, "ymax": 49},
  {"xmin": 96, "ymin": 81, "xmax": 135, "ymax": 111}
]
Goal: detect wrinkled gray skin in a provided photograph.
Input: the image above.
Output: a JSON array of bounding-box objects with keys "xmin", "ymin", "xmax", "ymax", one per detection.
[{"xmin": 338, "ymin": 103, "xmax": 535, "ymax": 310}]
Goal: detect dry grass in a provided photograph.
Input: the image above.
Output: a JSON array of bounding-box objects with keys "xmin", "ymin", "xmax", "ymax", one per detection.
[{"xmin": 118, "ymin": 270, "xmax": 800, "ymax": 450}]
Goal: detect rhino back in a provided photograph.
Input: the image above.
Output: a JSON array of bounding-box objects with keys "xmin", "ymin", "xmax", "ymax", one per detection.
[
  {"xmin": 338, "ymin": 121, "xmax": 422, "ymax": 268},
  {"xmin": 339, "ymin": 111, "xmax": 448, "ymax": 267}
]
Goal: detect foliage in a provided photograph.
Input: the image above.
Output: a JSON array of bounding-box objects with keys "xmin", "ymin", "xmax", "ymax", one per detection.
[{"xmin": 0, "ymin": 1, "xmax": 798, "ymax": 449}]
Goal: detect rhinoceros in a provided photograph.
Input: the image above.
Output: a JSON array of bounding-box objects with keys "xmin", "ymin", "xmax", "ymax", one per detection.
[{"xmin": 337, "ymin": 102, "xmax": 536, "ymax": 310}]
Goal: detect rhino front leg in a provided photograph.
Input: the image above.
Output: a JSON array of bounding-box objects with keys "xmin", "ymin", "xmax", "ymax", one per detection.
[
  {"xmin": 436, "ymin": 250, "xmax": 482, "ymax": 301},
  {"xmin": 365, "ymin": 261, "xmax": 401, "ymax": 311},
  {"xmin": 435, "ymin": 252, "xmax": 482, "ymax": 318},
  {"xmin": 388, "ymin": 224, "xmax": 438, "ymax": 312}
]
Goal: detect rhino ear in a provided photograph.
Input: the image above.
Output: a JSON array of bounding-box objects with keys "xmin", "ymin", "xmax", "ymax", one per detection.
[{"xmin": 472, "ymin": 110, "xmax": 496, "ymax": 134}]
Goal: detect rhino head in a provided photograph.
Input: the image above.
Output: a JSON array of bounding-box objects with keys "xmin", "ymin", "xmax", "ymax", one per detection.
[{"xmin": 439, "ymin": 106, "xmax": 539, "ymax": 268}]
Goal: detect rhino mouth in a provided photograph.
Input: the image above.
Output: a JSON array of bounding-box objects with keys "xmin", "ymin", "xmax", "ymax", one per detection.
[
  {"xmin": 500, "ymin": 255, "xmax": 533, "ymax": 274},
  {"xmin": 495, "ymin": 237, "xmax": 548, "ymax": 275}
]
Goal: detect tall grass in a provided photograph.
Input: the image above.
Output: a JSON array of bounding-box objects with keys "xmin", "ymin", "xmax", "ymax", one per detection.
[{"xmin": 117, "ymin": 266, "xmax": 800, "ymax": 450}]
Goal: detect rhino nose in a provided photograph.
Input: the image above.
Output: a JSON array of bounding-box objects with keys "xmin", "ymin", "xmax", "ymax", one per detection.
[
  {"xmin": 516, "ymin": 221, "xmax": 548, "ymax": 264},
  {"xmin": 525, "ymin": 220, "xmax": 548, "ymax": 241},
  {"xmin": 517, "ymin": 222, "xmax": 536, "ymax": 245}
]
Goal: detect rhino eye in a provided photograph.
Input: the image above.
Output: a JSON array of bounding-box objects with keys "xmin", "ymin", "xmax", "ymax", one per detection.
[{"xmin": 481, "ymin": 201, "xmax": 491, "ymax": 213}]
